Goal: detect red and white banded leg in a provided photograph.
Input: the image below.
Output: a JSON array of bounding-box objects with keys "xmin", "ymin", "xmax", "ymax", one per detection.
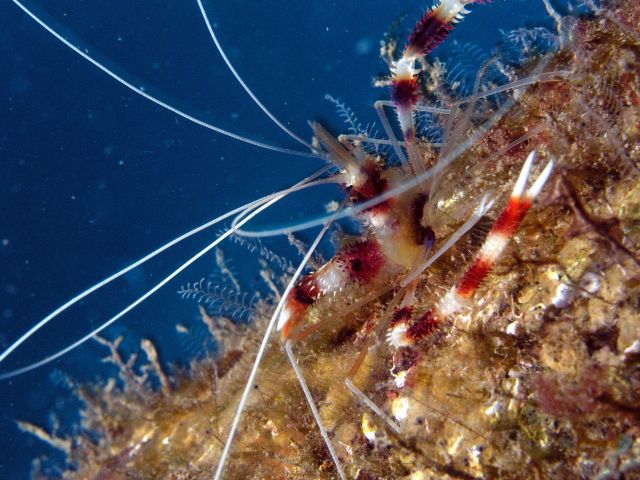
[
  {"xmin": 389, "ymin": 150, "xmax": 554, "ymax": 348},
  {"xmin": 385, "ymin": 0, "xmax": 488, "ymax": 179}
]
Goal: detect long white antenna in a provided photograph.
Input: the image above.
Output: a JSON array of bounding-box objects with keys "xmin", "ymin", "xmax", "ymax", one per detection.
[
  {"xmin": 195, "ymin": 0, "xmax": 313, "ymax": 150},
  {"xmin": 10, "ymin": 0, "xmax": 320, "ymax": 160},
  {"xmin": 287, "ymin": 340, "xmax": 347, "ymax": 479},
  {"xmin": 0, "ymin": 166, "xmax": 331, "ymax": 379},
  {"xmin": 213, "ymin": 213, "xmax": 335, "ymax": 479},
  {"xmin": 0, "ymin": 195, "xmax": 281, "ymax": 379}
]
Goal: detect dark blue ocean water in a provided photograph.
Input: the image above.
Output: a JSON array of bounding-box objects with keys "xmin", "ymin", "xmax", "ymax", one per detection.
[{"xmin": 1, "ymin": 0, "xmax": 569, "ymax": 477}]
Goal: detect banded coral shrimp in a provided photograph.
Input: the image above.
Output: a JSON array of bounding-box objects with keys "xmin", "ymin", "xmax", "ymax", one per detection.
[{"xmin": 5, "ymin": 0, "xmax": 640, "ymax": 478}]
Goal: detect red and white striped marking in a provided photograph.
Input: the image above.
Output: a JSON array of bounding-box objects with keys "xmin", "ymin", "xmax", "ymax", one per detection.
[
  {"xmin": 388, "ymin": 150, "xmax": 554, "ymax": 348},
  {"xmin": 278, "ymin": 239, "xmax": 386, "ymax": 338},
  {"xmin": 389, "ymin": 1, "xmax": 488, "ymax": 177}
]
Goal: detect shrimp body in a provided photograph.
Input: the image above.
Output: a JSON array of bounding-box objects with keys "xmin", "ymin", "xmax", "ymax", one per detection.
[
  {"xmin": 278, "ymin": 139, "xmax": 434, "ymax": 339},
  {"xmin": 279, "ymin": 0, "xmax": 491, "ymax": 341}
]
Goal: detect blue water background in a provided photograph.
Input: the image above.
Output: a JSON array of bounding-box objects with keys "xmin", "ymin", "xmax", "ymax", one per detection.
[{"xmin": 1, "ymin": 0, "xmax": 564, "ymax": 477}]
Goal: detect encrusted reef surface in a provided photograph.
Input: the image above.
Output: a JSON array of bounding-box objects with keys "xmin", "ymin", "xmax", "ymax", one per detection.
[{"xmin": 23, "ymin": 1, "xmax": 640, "ymax": 479}]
